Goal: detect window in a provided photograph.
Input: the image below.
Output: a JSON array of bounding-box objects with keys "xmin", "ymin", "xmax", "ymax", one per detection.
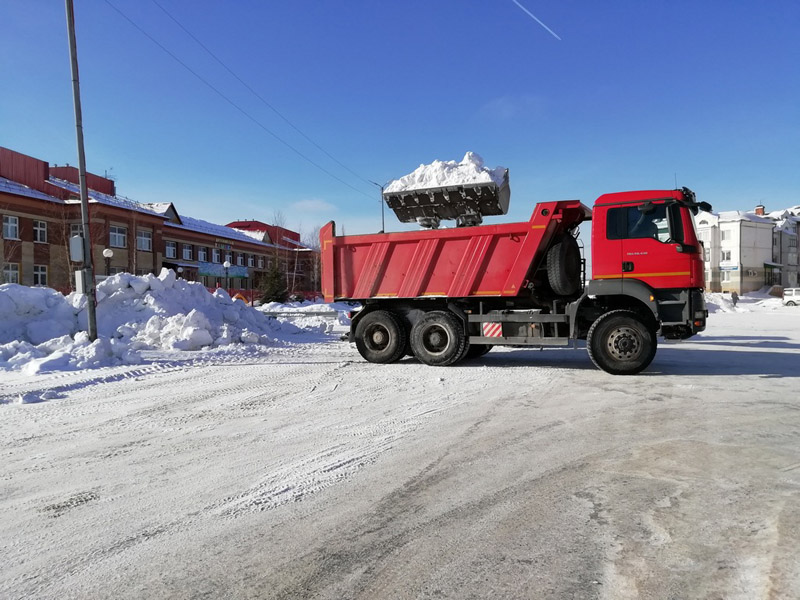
[
  {"xmin": 165, "ymin": 241, "xmax": 177, "ymax": 259},
  {"xmin": 33, "ymin": 265, "xmax": 47, "ymax": 286},
  {"xmin": 606, "ymin": 204, "xmax": 675, "ymax": 243},
  {"xmin": 212, "ymin": 248, "xmax": 221, "ymax": 263},
  {"xmin": 70, "ymin": 223, "xmax": 83, "ymax": 238},
  {"xmin": 258, "ymin": 256, "xmax": 265, "ymax": 269},
  {"xmin": 721, "ymin": 229, "xmax": 731, "ymax": 241},
  {"xmin": 237, "ymin": 253, "xmax": 245, "ymax": 266},
  {"xmin": 2, "ymin": 263, "xmax": 20, "ymax": 283},
  {"xmin": 137, "ymin": 230, "xmax": 153, "ymax": 252},
  {"xmin": 33, "ymin": 220, "xmax": 48, "ymax": 243},
  {"xmin": 225, "ymin": 252, "xmax": 232, "ymax": 264},
  {"xmin": 109, "ymin": 267, "xmax": 124, "ymax": 275},
  {"xmin": 182, "ymin": 244, "xmax": 193, "ymax": 260},
  {"xmin": 248, "ymin": 254, "xmax": 255, "ymax": 267},
  {"xmin": 198, "ymin": 247, "xmax": 208, "ymax": 262},
  {"xmin": 109, "ymin": 225, "xmax": 127, "ymax": 248},
  {"xmin": 3, "ymin": 215, "xmax": 19, "ymax": 239},
  {"xmin": 721, "ymin": 270, "xmax": 731, "ymax": 282},
  {"xmin": 790, "ymin": 237, "xmax": 798, "ymax": 248},
  {"xmin": 721, "ymin": 250, "xmax": 732, "ymax": 261}
]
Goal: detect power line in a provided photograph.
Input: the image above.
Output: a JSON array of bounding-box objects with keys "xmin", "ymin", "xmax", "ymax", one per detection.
[
  {"xmin": 102, "ymin": 0, "xmax": 374, "ymax": 201},
  {"xmin": 150, "ymin": 0, "xmax": 376, "ymax": 190}
]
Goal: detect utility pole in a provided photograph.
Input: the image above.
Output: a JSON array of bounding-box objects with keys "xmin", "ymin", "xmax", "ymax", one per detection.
[
  {"xmin": 65, "ymin": 0, "xmax": 98, "ymax": 340},
  {"xmin": 369, "ymin": 180, "xmax": 387, "ymax": 233}
]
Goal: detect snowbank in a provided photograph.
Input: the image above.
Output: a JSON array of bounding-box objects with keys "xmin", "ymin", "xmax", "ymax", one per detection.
[
  {"xmin": 705, "ymin": 290, "xmax": 783, "ymax": 313},
  {"xmin": 384, "ymin": 152, "xmax": 507, "ymax": 193},
  {"xmin": 0, "ymin": 270, "xmax": 335, "ymax": 375}
]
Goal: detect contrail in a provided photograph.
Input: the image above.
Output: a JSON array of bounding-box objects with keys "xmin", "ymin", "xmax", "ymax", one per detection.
[{"xmin": 511, "ymin": 0, "xmax": 562, "ymax": 40}]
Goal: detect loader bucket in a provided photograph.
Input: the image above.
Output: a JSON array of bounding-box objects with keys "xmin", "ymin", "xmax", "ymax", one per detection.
[{"xmin": 382, "ymin": 170, "xmax": 510, "ymax": 228}]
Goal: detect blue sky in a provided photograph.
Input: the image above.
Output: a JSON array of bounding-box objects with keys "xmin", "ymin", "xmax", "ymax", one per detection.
[{"xmin": 2, "ymin": 1, "xmax": 798, "ymax": 238}]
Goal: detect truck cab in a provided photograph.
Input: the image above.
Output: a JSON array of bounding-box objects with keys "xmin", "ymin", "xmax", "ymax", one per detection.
[{"xmin": 586, "ymin": 187, "xmax": 709, "ymax": 340}]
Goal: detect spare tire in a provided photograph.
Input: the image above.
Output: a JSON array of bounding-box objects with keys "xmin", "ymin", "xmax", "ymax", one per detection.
[{"xmin": 547, "ymin": 234, "xmax": 581, "ymax": 296}]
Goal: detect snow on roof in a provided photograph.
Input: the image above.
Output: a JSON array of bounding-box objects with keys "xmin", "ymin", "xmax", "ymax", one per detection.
[
  {"xmin": 232, "ymin": 228, "xmax": 268, "ymax": 243},
  {"xmin": 0, "ymin": 177, "xmax": 63, "ymax": 204},
  {"xmin": 166, "ymin": 215, "xmax": 296, "ymax": 249},
  {"xmin": 717, "ymin": 210, "xmax": 774, "ymax": 224},
  {"xmin": 694, "ymin": 210, "xmax": 718, "ymax": 226},
  {"xmin": 384, "ymin": 152, "xmax": 507, "ymax": 193},
  {"xmin": 142, "ymin": 202, "xmax": 173, "ymax": 215},
  {"xmin": 50, "ymin": 178, "xmax": 163, "ymax": 217}
]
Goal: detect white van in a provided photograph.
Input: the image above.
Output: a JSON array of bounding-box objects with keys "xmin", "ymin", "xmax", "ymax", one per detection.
[{"xmin": 783, "ymin": 288, "xmax": 800, "ymax": 306}]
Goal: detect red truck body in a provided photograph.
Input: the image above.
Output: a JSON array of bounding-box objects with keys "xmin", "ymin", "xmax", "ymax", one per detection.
[
  {"xmin": 320, "ymin": 188, "xmax": 708, "ymax": 374},
  {"xmin": 320, "ymin": 199, "xmax": 589, "ymax": 302}
]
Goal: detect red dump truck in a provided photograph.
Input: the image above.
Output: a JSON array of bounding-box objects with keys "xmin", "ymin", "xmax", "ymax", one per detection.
[{"xmin": 320, "ymin": 185, "xmax": 709, "ymax": 375}]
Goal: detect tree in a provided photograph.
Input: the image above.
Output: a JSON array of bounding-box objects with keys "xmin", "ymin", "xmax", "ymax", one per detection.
[{"xmin": 258, "ymin": 259, "xmax": 288, "ymax": 304}]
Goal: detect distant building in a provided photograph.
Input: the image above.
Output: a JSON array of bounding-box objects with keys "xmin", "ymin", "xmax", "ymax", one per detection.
[
  {"xmin": 0, "ymin": 147, "xmax": 319, "ymax": 296},
  {"xmin": 695, "ymin": 204, "xmax": 799, "ymax": 293}
]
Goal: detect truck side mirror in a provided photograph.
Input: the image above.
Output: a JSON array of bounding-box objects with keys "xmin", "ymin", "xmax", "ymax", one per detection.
[{"xmin": 637, "ymin": 202, "xmax": 655, "ymax": 214}]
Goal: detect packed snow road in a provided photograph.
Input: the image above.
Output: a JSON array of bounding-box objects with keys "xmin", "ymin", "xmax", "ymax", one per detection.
[{"xmin": 2, "ymin": 299, "xmax": 800, "ymax": 599}]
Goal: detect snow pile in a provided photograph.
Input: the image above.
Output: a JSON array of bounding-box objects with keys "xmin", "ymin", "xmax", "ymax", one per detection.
[
  {"xmin": 0, "ymin": 269, "xmax": 335, "ymax": 375},
  {"xmin": 384, "ymin": 152, "xmax": 507, "ymax": 193},
  {"xmin": 705, "ymin": 290, "xmax": 783, "ymax": 313}
]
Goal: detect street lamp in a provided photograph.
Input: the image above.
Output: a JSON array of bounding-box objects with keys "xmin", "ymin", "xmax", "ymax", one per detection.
[
  {"xmin": 223, "ymin": 260, "xmax": 231, "ymax": 293},
  {"xmin": 102, "ymin": 248, "xmax": 113, "ymax": 276},
  {"xmin": 368, "ymin": 179, "xmax": 389, "ymax": 233},
  {"xmin": 177, "ymin": 266, "xmax": 184, "ymax": 278}
]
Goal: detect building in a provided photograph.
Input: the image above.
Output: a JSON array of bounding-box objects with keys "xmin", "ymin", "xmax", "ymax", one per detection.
[
  {"xmin": 0, "ymin": 147, "xmax": 319, "ymax": 296},
  {"xmin": 695, "ymin": 204, "xmax": 799, "ymax": 293}
]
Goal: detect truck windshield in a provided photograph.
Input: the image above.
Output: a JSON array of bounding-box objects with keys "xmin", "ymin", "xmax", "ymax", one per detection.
[{"xmin": 607, "ymin": 203, "xmax": 684, "ymax": 243}]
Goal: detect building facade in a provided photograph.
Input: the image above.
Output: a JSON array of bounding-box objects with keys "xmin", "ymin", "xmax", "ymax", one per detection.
[
  {"xmin": 695, "ymin": 204, "xmax": 799, "ymax": 293},
  {"xmin": 0, "ymin": 147, "xmax": 318, "ymax": 296}
]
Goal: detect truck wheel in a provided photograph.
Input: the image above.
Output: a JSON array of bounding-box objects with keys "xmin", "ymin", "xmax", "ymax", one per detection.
[
  {"xmin": 547, "ymin": 235, "xmax": 581, "ymax": 296},
  {"xmin": 410, "ymin": 310, "xmax": 467, "ymax": 366},
  {"xmin": 464, "ymin": 344, "xmax": 491, "ymax": 360},
  {"xmin": 587, "ymin": 310, "xmax": 656, "ymax": 375},
  {"xmin": 354, "ymin": 310, "xmax": 407, "ymax": 364}
]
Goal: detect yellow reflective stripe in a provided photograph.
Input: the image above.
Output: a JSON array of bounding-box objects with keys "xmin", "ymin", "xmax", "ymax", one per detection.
[{"xmin": 594, "ymin": 271, "xmax": 690, "ymax": 279}]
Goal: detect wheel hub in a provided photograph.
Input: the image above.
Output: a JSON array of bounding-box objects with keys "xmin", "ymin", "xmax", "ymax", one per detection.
[
  {"xmin": 607, "ymin": 326, "xmax": 642, "ymax": 360},
  {"xmin": 366, "ymin": 325, "xmax": 390, "ymax": 351},
  {"xmin": 423, "ymin": 325, "xmax": 449, "ymax": 354}
]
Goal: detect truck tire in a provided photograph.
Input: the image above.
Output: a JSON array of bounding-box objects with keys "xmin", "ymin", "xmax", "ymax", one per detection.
[
  {"xmin": 587, "ymin": 310, "xmax": 656, "ymax": 375},
  {"xmin": 547, "ymin": 235, "xmax": 581, "ymax": 296},
  {"xmin": 410, "ymin": 310, "xmax": 467, "ymax": 366},
  {"xmin": 354, "ymin": 310, "xmax": 407, "ymax": 364},
  {"xmin": 464, "ymin": 344, "xmax": 491, "ymax": 360}
]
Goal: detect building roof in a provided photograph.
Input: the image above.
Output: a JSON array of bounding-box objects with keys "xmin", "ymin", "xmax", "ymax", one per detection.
[
  {"xmin": 0, "ymin": 177, "xmax": 63, "ymax": 204},
  {"xmin": 50, "ymin": 178, "xmax": 164, "ymax": 217},
  {"xmin": 165, "ymin": 214, "xmax": 293, "ymax": 250},
  {"xmin": 717, "ymin": 210, "xmax": 774, "ymax": 224}
]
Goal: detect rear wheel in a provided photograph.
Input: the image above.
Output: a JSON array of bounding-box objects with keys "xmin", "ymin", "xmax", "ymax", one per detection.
[
  {"xmin": 463, "ymin": 344, "xmax": 491, "ymax": 360},
  {"xmin": 354, "ymin": 310, "xmax": 407, "ymax": 364},
  {"xmin": 787, "ymin": 301, "xmax": 797, "ymax": 307},
  {"xmin": 410, "ymin": 310, "xmax": 467, "ymax": 366},
  {"xmin": 587, "ymin": 310, "xmax": 656, "ymax": 375}
]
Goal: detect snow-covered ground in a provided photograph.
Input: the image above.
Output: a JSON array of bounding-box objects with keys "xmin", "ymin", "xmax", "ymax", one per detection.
[
  {"xmin": 0, "ymin": 270, "xmax": 341, "ymax": 376},
  {"xmin": 1, "ymin": 290, "xmax": 799, "ymax": 598}
]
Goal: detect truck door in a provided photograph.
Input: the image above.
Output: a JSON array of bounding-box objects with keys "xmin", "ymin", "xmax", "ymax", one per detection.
[
  {"xmin": 610, "ymin": 202, "xmax": 695, "ymax": 289},
  {"xmin": 591, "ymin": 204, "xmax": 623, "ymax": 292}
]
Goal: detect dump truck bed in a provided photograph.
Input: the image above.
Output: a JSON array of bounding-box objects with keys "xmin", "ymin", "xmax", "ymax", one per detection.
[{"xmin": 320, "ymin": 199, "xmax": 590, "ymax": 302}]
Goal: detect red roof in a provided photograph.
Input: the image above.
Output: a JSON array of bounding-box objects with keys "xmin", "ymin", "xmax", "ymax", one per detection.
[{"xmin": 226, "ymin": 221, "xmax": 300, "ymax": 244}]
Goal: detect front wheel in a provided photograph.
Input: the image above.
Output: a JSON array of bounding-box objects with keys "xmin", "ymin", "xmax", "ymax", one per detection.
[
  {"xmin": 787, "ymin": 301, "xmax": 797, "ymax": 307},
  {"xmin": 587, "ymin": 310, "xmax": 656, "ymax": 375}
]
